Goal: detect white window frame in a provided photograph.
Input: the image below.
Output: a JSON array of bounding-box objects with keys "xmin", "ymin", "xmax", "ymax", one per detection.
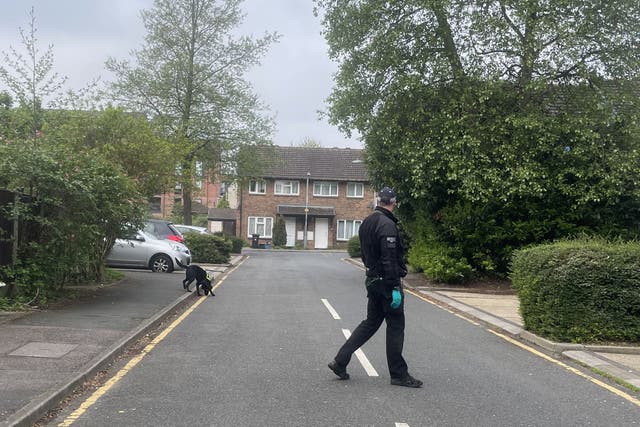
[
  {"xmin": 248, "ymin": 216, "xmax": 273, "ymax": 238},
  {"xmin": 274, "ymin": 180, "xmax": 299, "ymax": 195},
  {"xmin": 347, "ymin": 182, "xmax": 364, "ymax": 198},
  {"xmin": 337, "ymin": 219, "xmax": 362, "ymax": 241},
  {"xmin": 249, "ymin": 179, "xmax": 266, "ymax": 194},
  {"xmin": 313, "ymin": 181, "xmax": 338, "ymax": 197}
]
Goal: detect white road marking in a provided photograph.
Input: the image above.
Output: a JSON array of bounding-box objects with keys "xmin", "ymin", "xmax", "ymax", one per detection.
[
  {"xmin": 342, "ymin": 329, "xmax": 379, "ymax": 377},
  {"xmin": 395, "ymin": 423, "xmax": 410, "ymax": 427},
  {"xmin": 321, "ymin": 298, "xmax": 341, "ymax": 319}
]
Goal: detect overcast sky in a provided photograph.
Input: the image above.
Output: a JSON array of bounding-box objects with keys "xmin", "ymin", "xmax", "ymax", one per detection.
[{"xmin": 0, "ymin": 0, "xmax": 361, "ymax": 148}]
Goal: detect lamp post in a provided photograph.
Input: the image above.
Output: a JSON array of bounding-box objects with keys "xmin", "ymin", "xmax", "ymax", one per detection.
[{"xmin": 303, "ymin": 172, "xmax": 310, "ymax": 249}]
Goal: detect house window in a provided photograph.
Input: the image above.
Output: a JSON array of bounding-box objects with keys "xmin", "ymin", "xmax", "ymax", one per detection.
[
  {"xmin": 275, "ymin": 180, "xmax": 299, "ymax": 195},
  {"xmin": 249, "ymin": 180, "xmax": 266, "ymax": 194},
  {"xmin": 337, "ymin": 219, "xmax": 362, "ymax": 241},
  {"xmin": 248, "ymin": 216, "xmax": 273, "ymax": 238},
  {"xmin": 347, "ymin": 182, "xmax": 364, "ymax": 198},
  {"xmin": 313, "ymin": 181, "xmax": 338, "ymax": 197}
]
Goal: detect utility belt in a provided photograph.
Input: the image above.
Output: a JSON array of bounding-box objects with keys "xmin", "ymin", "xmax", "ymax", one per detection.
[{"xmin": 365, "ymin": 276, "xmax": 383, "ymax": 288}]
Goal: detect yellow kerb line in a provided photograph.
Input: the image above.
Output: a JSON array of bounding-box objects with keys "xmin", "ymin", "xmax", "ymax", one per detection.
[
  {"xmin": 488, "ymin": 330, "xmax": 640, "ymax": 407},
  {"xmin": 57, "ymin": 257, "xmax": 247, "ymax": 426},
  {"xmin": 407, "ymin": 288, "xmax": 640, "ymax": 407},
  {"xmin": 405, "ymin": 288, "xmax": 480, "ymax": 326}
]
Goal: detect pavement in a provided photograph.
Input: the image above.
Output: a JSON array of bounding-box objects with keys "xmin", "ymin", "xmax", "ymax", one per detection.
[{"xmin": 1, "ymin": 252, "xmax": 639, "ymax": 426}]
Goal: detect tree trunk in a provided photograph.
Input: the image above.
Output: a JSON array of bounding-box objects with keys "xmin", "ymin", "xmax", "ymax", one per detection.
[
  {"xmin": 7, "ymin": 193, "xmax": 19, "ymax": 297},
  {"xmin": 182, "ymin": 185, "xmax": 193, "ymax": 225},
  {"xmin": 432, "ymin": 4, "xmax": 465, "ymax": 81}
]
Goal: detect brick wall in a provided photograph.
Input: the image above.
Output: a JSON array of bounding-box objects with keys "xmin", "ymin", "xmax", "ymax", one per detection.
[{"xmin": 153, "ymin": 180, "xmax": 222, "ymax": 219}]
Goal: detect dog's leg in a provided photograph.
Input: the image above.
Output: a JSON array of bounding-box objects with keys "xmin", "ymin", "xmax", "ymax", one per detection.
[
  {"xmin": 185, "ymin": 279, "xmax": 194, "ymax": 292},
  {"xmin": 196, "ymin": 281, "xmax": 202, "ymax": 296}
]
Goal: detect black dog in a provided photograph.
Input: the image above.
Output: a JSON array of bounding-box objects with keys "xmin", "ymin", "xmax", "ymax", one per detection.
[{"xmin": 177, "ymin": 262, "xmax": 215, "ymax": 296}]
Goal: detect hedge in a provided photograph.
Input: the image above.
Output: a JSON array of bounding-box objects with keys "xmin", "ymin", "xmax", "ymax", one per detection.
[
  {"xmin": 347, "ymin": 235, "xmax": 361, "ymax": 257},
  {"xmin": 184, "ymin": 234, "xmax": 232, "ymax": 264},
  {"xmin": 510, "ymin": 237, "xmax": 640, "ymax": 343}
]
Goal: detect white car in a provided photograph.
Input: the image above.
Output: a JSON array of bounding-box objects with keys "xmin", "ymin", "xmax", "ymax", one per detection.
[{"xmin": 106, "ymin": 230, "xmax": 191, "ymax": 273}]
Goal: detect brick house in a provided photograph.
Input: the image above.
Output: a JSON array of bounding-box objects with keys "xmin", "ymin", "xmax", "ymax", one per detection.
[
  {"xmin": 237, "ymin": 146, "xmax": 374, "ymax": 249},
  {"xmin": 150, "ymin": 173, "xmax": 223, "ymax": 221}
]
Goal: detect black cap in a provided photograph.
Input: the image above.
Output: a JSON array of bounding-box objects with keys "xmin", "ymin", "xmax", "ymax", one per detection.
[{"xmin": 378, "ymin": 187, "xmax": 397, "ymax": 204}]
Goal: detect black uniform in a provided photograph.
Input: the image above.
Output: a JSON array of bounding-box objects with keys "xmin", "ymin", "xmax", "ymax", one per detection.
[{"xmin": 333, "ymin": 205, "xmax": 409, "ymax": 380}]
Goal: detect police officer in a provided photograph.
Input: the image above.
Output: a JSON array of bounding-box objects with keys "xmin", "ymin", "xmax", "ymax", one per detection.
[{"xmin": 328, "ymin": 187, "xmax": 422, "ymax": 388}]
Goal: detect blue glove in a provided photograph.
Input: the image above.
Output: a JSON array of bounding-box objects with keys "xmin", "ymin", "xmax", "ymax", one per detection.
[{"xmin": 391, "ymin": 288, "xmax": 402, "ymax": 309}]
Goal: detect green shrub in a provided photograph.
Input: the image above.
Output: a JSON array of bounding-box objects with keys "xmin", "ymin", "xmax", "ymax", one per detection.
[
  {"xmin": 510, "ymin": 237, "xmax": 640, "ymax": 343},
  {"xmin": 272, "ymin": 215, "xmax": 287, "ymax": 247},
  {"xmin": 0, "ymin": 139, "xmax": 146, "ymax": 301},
  {"xmin": 408, "ymin": 238, "xmax": 472, "ymax": 283},
  {"xmin": 184, "ymin": 233, "xmax": 231, "ymax": 264},
  {"xmin": 228, "ymin": 236, "xmax": 245, "ymax": 253},
  {"xmin": 347, "ymin": 235, "xmax": 361, "ymax": 257}
]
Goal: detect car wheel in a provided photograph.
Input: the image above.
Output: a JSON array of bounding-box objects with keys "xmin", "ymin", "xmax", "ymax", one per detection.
[{"xmin": 150, "ymin": 254, "xmax": 173, "ymax": 273}]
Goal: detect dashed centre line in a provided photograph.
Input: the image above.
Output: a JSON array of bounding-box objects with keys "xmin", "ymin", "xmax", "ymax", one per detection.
[
  {"xmin": 341, "ymin": 328, "xmax": 379, "ymax": 377},
  {"xmin": 321, "ymin": 298, "xmax": 341, "ymax": 319},
  {"xmin": 322, "ymin": 298, "xmax": 380, "ymax": 377}
]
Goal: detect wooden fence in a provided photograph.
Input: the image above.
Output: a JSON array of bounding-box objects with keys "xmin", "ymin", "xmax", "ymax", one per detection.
[{"xmin": 0, "ymin": 189, "xmax": 12, "ymax": 267}]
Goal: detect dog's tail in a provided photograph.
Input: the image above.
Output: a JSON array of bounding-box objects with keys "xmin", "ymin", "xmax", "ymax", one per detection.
[{"xmin": 175, "ymin": 259, "xmax": 189, "ymax": 269}]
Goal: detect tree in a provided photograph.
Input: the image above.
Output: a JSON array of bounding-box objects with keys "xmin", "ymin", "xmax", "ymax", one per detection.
[
  {"xmin": 107, "ymin": 0, "xmax": 279, "ymax": 225},
  {"xmin": 0, "ymin": 137, "xmax": 146, "ymax": 295},
  {"xmin": 0, "ymin": 91, "xmax": 12, "ymax": 139},
  {"xmin": 78, "ymin": 107, "xmax": 178, "ymax": 198},
  {"xmin": 315, "ymin": 1, "xmax": 640, "ymax": 277},
  {"xmin": 315, "ymin": 0, "xmax": 640, "ymax": 135},
  {"xmin": 272, "ymin": 215, "xmax": 287, "ymax": 247},
  {"xmin": 0, "ymin": 7, "xmax": 67, "ymax": 140}
]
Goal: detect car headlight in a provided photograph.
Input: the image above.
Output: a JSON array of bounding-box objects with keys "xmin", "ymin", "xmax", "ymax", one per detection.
[{"xmin": 171, "ymin": 243, "xmax": 189, "ymax": 253}]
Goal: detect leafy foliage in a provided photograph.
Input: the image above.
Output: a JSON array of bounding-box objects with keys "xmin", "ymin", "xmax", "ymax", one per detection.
[
  {"xmin": 0, "ymin": 137, "xmax": 146, "ymax": 300},
  {"xmin": 272, "ymin": 216, "xmax": 287, "ymax": 247},
  {"xmin": 511, "ymin": 237, "xmax": 640, "ymax": 343},
  {"xmin": 346, "ymin": 235, "xmax": 361, "ymax": 258},
  {"xmin": 0, "ymin": 7, "xmax": 67, "ymax": 138},
  {"xmin": 315, "ymin": 1, "xmax": 640, "ymax": 280},
  {"xmin": 406, "ymin": 214, "xmax": 472, "ymax": 282},
  {"xmin": 184, "ymin": 233, "xmax": 231, "ymax": 264},
  {"xmin": 228, "ymin": 235, "xmax": 245, "ymax": 253},
  {"xmin": 107, "ymin": 0, "xmax": 279, "ymax": 224}
]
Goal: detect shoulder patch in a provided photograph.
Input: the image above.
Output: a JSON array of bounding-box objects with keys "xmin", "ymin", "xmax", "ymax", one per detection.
[{"xmin": 385, "ymin": 236, "xmax": 397, "ymax": 248}]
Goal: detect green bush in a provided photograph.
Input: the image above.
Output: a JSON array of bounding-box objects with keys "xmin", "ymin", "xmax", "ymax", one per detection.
[
  {"xmin": 367, "ymin": 83, "xmax": 640, "ymax": 277},
  {"xmin": 0, "ymin": 139, "xmax": 146, "ymax": 301},
  {"xmin": 228, "ymin": 236, "xmax": 245, "ymax": 253},
  {"xmin": 347, "ymin": 235, "xmax": 361, "ymax": 257},
  {"xmin": 184, "ymin": 233, "xmax": 231, "ymax": 264},
  {"xmin": 272, "ymin": 215, "xmax": 287, "ymax": 247},
  {"xmin": 510, "ymin": 237, "xmax": 640, "ymax": 343},
  {"xmin": 405, "ymin": 215, "xmax": 472, "ymax": 283},
  {"xmin": 408, "ymin": 238, "xmax": 472, "ymax": 283}
]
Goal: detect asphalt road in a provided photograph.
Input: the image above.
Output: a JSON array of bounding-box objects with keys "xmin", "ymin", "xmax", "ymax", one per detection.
[{"xmin": 48, "ymin": 251, "xmax": 640, "ymax": 426}]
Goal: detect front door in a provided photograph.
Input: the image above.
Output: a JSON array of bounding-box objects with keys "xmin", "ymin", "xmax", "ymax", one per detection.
[
  {"xmin": 285, "ymin": 217, "xmax": 296, "ymax": 247},
  {"xmin": 314, "ymin": 218, "xmax": 329, "ymax": 249}
]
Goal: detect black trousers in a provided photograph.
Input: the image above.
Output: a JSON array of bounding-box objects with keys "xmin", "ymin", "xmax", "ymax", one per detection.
[{"xmin": 334, "ymin": 279, "xmax": 408, "ymax": 379}]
